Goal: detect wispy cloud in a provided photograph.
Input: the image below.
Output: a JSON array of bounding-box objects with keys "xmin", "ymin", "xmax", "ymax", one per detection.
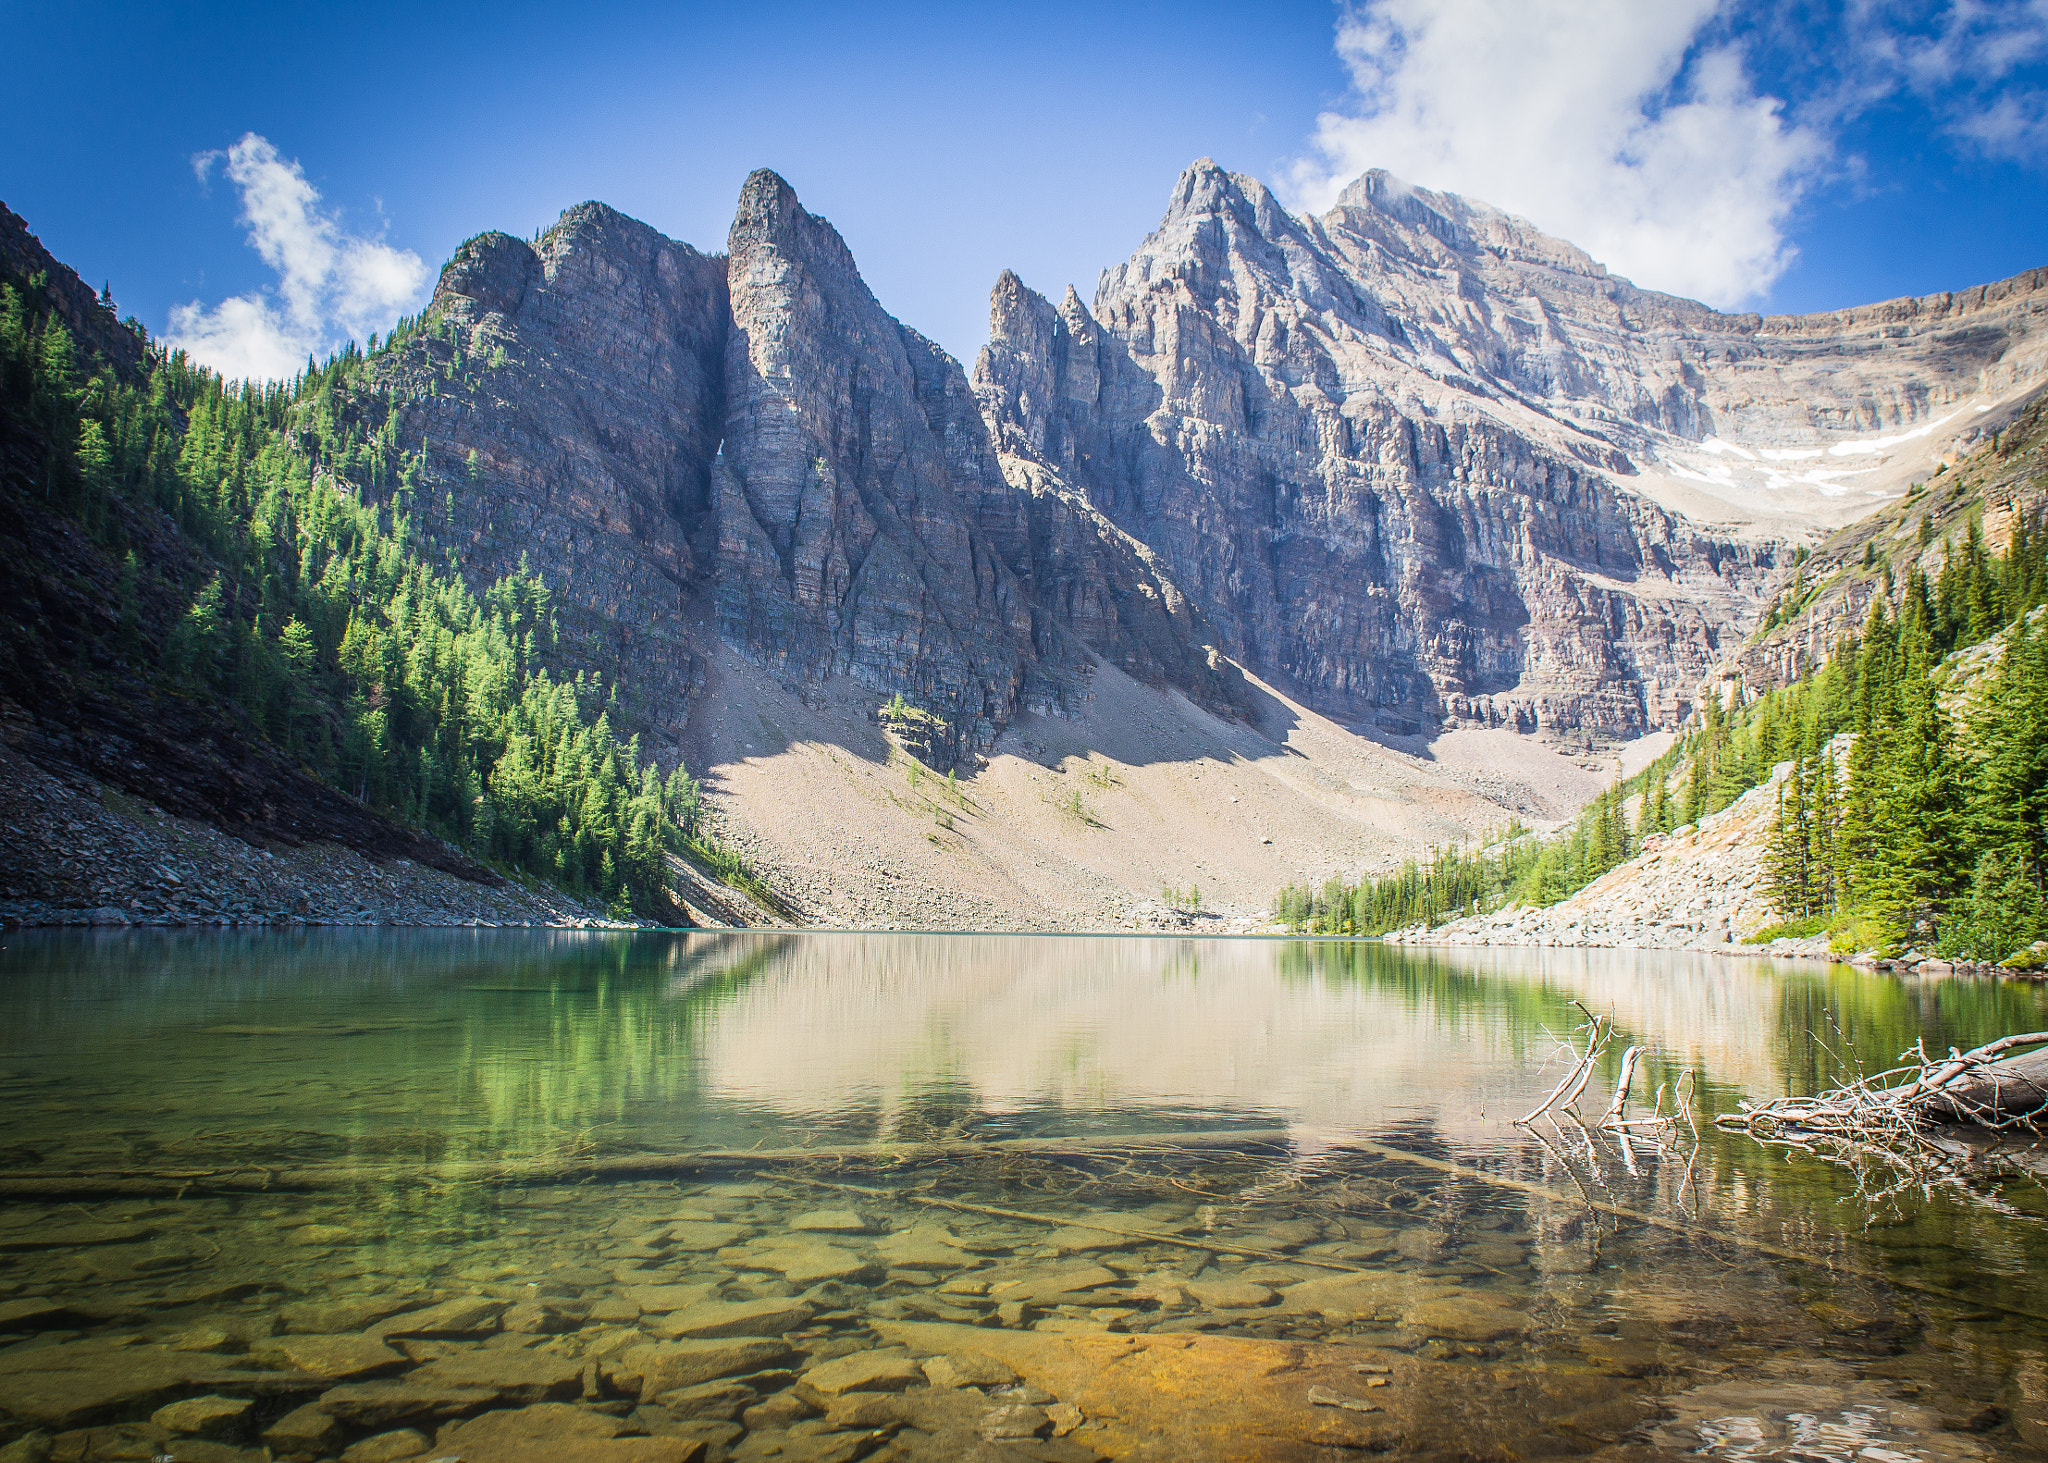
[
  {"xmin": 1283, "ymin": 0, "xmax": 1827, "ymax": 308},
  {"xmin": 1853, "ymin": 0, "xmax": 2048, "ymax": 158},
  {"xmin": 166, "ymin": 134, "xmax": 427, "ymax": 382}
]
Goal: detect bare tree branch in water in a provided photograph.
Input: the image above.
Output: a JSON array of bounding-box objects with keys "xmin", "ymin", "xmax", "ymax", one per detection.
[{"xmin": 1716, "ymin": 1029, "xmax": 2048, "ymax": 1218}]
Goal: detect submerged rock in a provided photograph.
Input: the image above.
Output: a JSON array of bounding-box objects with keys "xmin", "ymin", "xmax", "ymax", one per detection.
[
  {"xmin": 337, "ymin": 1429, "xmax": 431, "ymax": 1463},
  {"xmin": 439, "ymin": 1403, "xmax": 708, "ymax": 1463},
  {"xmin": 148, "ymin": 1396, "xmax": 251, "ymax": 1439}
]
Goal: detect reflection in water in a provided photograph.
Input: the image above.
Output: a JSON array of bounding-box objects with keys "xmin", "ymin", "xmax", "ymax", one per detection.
[{"xmin": 3, "ymin": 931, "xmax": 2048, "ymax": 1459}]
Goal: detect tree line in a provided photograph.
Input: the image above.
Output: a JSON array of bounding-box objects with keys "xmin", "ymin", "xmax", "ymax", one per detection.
[
  {"xmin": 1276, "ymin": 501, "xmax": 2048, "ymax": 960},
  {"xmin": 0, "ymin": 273, "xmax": 722, "ymax": 918},
  {"xmin": 1762, "ymin": 513, "xmax": 2048, "ymax": 960}
]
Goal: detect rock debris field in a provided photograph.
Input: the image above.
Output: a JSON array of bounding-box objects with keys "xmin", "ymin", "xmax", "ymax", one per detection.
[{"xmin": 0, "ymin": 750, "xmax": 627, "ymax": 932}]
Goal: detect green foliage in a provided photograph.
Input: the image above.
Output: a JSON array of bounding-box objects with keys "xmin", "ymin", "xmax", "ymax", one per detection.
[
  {"xmin": 1755, "ymin": 509, "xmax": 2048, "ymax": 958},
  {"xmin": 0, "ymin": 276, "xmax": 714, "ymax": 918}
]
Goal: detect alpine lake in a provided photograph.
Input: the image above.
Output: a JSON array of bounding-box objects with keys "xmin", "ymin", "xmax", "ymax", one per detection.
[{"xmin": 5, "ymin": 932, "xmax": 2048, "ymax": 1463}]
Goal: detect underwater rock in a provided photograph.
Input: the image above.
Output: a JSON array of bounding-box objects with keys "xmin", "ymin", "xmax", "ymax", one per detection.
[
  {"xmin": 612, "ymin": 1338, "xmax": 797, "ymax": 1399},
  {"xmin": 337, "ymin": 1429, "xmax": 430, "ymax": 1463},
  {"xmin": 649, "ymin": 1298, "xmax": 814, "ymax": 1340},
  {"xmin": 149, "ymin": 1396, "xmax": 251, "ymax": 1439},
  {"xmin": 439, "ymin": 1402, "xmax": 709, "ymax": 1463},
  {"xmin": 795, "ymin": 1352, "xmax": 926, "ymax": 1400}
]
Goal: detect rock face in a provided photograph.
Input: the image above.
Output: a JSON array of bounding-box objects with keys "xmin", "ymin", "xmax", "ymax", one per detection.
[
  {"xmin": 363, "ymin": 173, "xmax": 1242, "ymax": 766},
  {"xmin": 241, "ymin": 163, "xmax": 2048, "ymax": 757},
  {"xmin": 974, "ymin": 161, "xmax": 2048, "ymax": 743}
]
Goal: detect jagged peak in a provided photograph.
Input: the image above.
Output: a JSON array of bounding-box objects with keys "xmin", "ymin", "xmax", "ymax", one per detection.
[
  {"xmin": 1324, "ymin": 169, "xmax": 1606, "ymax": 279},
  {"xmin": 727, "ymin": 167, "xmax": 863, "ymax": 286},
  {"xmin": 736, "ymin": 167, "xmax": 801, "ymax": 223},
  {"xmin": 986, "ymin": 269, "xmax": 1058, "ymax": 346},
  {"xmin": 1164, "ymin": 156, "xmax": 1277, "ymax": 221}
]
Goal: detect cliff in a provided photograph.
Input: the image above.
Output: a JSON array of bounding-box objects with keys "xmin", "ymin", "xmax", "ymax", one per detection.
[{"xmin": 975, "ymin": 161, "xmax": 2048, "ymax": 747}]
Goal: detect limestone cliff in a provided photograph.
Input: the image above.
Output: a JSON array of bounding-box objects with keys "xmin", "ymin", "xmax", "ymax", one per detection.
[
  {"xmin": 350, "ymin": 173, "xmax": 1242, "ymax": 766},
  {"xmin": 976, "ymin": 161, "xmax": 2048, "ymax": 745},
  {"xmin": 302, "ymin": 162, "xmax": 2048, "ymax": 761}
]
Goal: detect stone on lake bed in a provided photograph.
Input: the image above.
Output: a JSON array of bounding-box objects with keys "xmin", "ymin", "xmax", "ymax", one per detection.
[
  {"xmin": 0, "ymin": 1340, "xmax": 255, "ymax": 1430},
  {"xmin": 403, "ymin": 1347, "xmax": 586, "ymax": 1403},
  {"xmin": 979, "ymin": 1402, "xmax": 1051, "ymax": 1440},
  {"xmin": 797, "ymin": 1351, "xmax": 927, "ymax": 1399},
  {"xmin": 150, "ymin": 1396, "xmax": 252, "ymax": 1439},
  {"xmin": 663, "ymin": 1223, "xmax": 749, "ymax": 1251},
  {"xmin": 922, "ymin": 1353, "xmax": 1019, "ymax": 1389},
  {"xmin": 263, "ymin": 1404, "xmax": 343, "ymax": 1458},
  {"xmin": 787, "ymin": 1209, "xmax": 873, "ymax": 1234},
  {"xmin": 651, "ymin": 1379, "xmax": 758, "ymax": 1420},
  {"xmin": 756, "ymin": 1243, "xmax": 883, "ymax": 1286},
  {"xmin": 257, "ymin": 1334, "xmax": 409, "ymax": 1381},
  {"xmin": 984, "ymin": 1263, "xmax": 1120, "ymax": 1306},
  {"xmin": 649, "ymin": 1298, "xmax": 814, "ymax": 1339},
  {"xmin": 1279, "ymin": 1272, "xmax": 1423, "ymax": 1321},
  {"xmin": 501, "ymin": 1301, "xmax": 581, "ymax": 1334},
  {"xmin": 0, "ymin": 1224, "xmax": 152, "ymax": 1252},
  {"xmin": 338, "ymin": 1429, "xmax": 431, "ymax": 1463},
  {"xmin": 613, "ymin": 1338, "xmax": 797, "ymax": 1398},
  {"xmin": 873, "ymin": 1321, "xmax": 1404, "ymax": 1455},
  {"xmin": 312, "ymin": 1381, "xmax": 501, "ymax": 1429},
  {"xmin": 277, "ymin": 1294, "xmax": 424, "ymax": 1335},
  {"xmin": 371, "ymin": 1297, "xmax": 506, "ymax": 1338},
  {"xmin": 1185, "ymin": 1276, "xmax": 1276, "ymax": 1310},
  {"xmin": 619, "ymin": 1283, "xmax": 716, "ymax": 1314},
  {"xmin": 440, "ymin": 1403, "xmax": 709, "ymax": 1463},
  {"xmin": 1402, "ymin": 1292, "xmax": 1528, "ymax": 1341},
  {"xmin": 875, "ymin": 1226, "xmax": 978, "ymax": 1269},
  {"xmin": 0, "ymin": 1299, "xmax": 84, "ymax": 1331},
  {"xmin": 284, "ymin": 1224, "xmax": 358, "ymax": 1247},
  {"xmin": 1039, "ymin": 1224, "xmax": 1144, "ymax": 1253}
]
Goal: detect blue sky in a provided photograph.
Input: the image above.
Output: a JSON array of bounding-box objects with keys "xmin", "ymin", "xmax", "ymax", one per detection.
[{"xmin": 8, "ymin": 0, "xmax": 2048, "ymax": 377}]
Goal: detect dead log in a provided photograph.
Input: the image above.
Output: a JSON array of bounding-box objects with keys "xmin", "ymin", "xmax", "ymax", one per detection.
[{"xmin": 1916, "ymin": 1046, "xmax": 2048, "ymax": 1126}]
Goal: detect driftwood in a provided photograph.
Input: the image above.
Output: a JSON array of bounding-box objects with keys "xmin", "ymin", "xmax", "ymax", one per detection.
[
  {"xmin": 1517, "ymin": 1003, "xmax": 1687, "ymax": 1137},
  {"xmin": 1717, "ymin": 1031, "xmax": 2048, "ymax": 1138},
  {"xmin": 1912, "ymin": 1045, "xmax": 2048, "ymax": 1125},
  {"xmin": 1715, "ymin": 1031, "xmax": 2048, "ymax": 1216}
]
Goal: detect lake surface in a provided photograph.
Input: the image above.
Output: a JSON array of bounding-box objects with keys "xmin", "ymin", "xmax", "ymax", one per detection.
[{"xmin": 4, "ymin": 931, "xmax": 2048, "ymax": 1462}]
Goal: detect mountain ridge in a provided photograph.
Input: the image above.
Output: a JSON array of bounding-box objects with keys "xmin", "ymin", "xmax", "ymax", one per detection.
[{"xmin": 6, "ymin": 159, "xmax": 2048, "ymax": 930}]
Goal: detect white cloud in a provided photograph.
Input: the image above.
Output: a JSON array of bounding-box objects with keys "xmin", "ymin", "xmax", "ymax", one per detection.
[
  {"xmin": 167, "ymin": 134, "xmax": 427, "ymax": 382},
  {"xmin": 1284, "ymin": 0, "xmax": 1829, "ymax": 308}
]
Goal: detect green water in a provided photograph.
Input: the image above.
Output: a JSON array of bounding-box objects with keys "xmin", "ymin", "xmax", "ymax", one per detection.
[{"xmin": 3, "ymin": 931, "xmax": 2048, "ymax": 1461}]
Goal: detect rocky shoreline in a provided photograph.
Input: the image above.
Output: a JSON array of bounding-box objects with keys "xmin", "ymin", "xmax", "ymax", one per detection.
[
  {"xmin": 0, "ymin": 745, "xmax": 638, "ymax": 933},
  {"xmin": 1381, "ymin": 758, "xmax": 2047, "ymax": 979}
]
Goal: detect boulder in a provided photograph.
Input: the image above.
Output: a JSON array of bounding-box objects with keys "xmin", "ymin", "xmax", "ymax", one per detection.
[
  {"xmin": 256, "ymin": 1335, "xmax": 409, "ymax": 1382},
  {"xmin": 262, "ymin": 1404, "xmax": 343, "ymax": 1458},
  {"xmin": 403, "ymin": 1348, "xmax": 585, "ymax": 1404},
  {"xmin": 372, "ymin": 1297, "xmax": 505, "ymax": 1339}
]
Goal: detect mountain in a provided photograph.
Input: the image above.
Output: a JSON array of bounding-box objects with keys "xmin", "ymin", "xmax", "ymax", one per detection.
[
  {"xmin": 286, "ymin": 162, "xmax": 2048, "ymax": 760},
  {"xmin": 5, "ymin": 161, "xmax": 2048, "ymax": 930},
  {"xmin": 976, "ymin": 161, "xmax": 2048, "ymax": 744},
  {"xmin": 355, "ymin": 175, "xmax": 1244, "ymax": 775}
]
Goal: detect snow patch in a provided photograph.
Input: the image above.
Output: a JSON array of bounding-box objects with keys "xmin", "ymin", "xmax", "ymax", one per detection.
[{"xmin": 1826, "ymin": 406, "xmax": 1970, "ymax": 457}]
